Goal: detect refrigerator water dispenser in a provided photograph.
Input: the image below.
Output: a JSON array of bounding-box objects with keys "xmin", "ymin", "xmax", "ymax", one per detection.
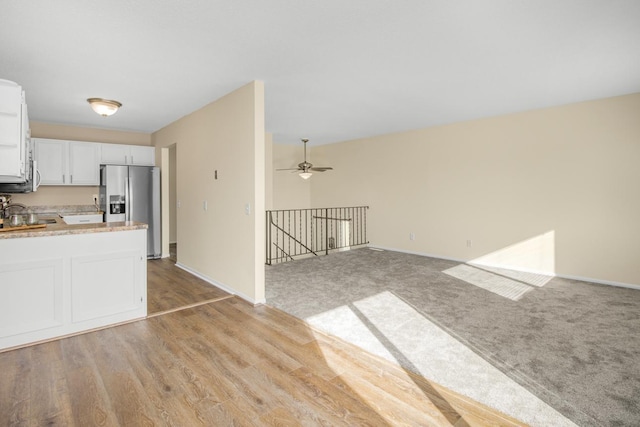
[{"xmin": 109, "ymin": 195, "xmax": 126, "ymax": 214}]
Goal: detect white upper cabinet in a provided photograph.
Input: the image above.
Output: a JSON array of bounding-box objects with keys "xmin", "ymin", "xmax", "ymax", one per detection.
[
  {"xmin": 69, "ymin": 141, "xmax": 100, "ymax": 185},
  {"xmin": 100, "ymin": 144, "xmax": 155, "ymax": 166},
  {"xmin": 99, "ymin": 143, "xmax": 128, "ymax": 165},
  {"xmin": 34, "ymin": 139, "xmax": 66, "ymax": 185},
  {"xmin": 34, "ymin": 138, "xmax": 100, "ymax": 185},
  {"xmin": 34, "ymin": 139, "xmax": 155, "ymax": 186},
  {"xmin": 0, "ymin": 79, "xmax": 28, "ymax": 181},
  {"xmin": 129, "ymin": 145, "xmax": 155, "ymax": 166}
]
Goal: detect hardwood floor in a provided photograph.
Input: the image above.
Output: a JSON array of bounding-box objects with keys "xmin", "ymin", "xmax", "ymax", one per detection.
[
  {"xmin": 147, "ymin": 254, "xmax": 230, "ymax": 315},
  {"xmin": 0, "ymin": 258, "xmax": 527, "ymax": 426},
  {"xmin": 169, "ymin": 242, "xmax": 177, "ymax": 262}
]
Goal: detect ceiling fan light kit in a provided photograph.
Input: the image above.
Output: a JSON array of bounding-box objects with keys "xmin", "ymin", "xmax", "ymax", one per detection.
[{"xmin": 276, "ymin": 138, "xmax": 333, "ymax": 180}]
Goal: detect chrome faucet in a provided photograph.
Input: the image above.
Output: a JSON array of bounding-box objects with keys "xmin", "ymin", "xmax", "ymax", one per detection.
[{"xmin": 2, "ymin": 203, "xmax": 28, "ymax": 219}]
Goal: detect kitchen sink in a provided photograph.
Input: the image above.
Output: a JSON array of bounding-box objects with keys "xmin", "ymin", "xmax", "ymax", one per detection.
[{"xmin": 38, "ymin": 218, "xmax": 58, "ymax": 224}]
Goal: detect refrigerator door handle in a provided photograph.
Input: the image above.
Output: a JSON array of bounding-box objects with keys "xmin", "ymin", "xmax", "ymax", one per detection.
[
  {"xmin": 129, "ymin": 176, "xmax": 133, "ymax": 222},
  {"xmin": 125, "ymin": 176, "xmax": 131, "ymax": 221}
]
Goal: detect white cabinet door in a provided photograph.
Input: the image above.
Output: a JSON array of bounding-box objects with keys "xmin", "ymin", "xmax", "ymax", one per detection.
[
  {"xmin": 100, "ymin": 143, "xmax": 129, "ymax": 165},
  {"xmin": 34, "ymin": 138, "xmax": 67, "ymax": 185},
  {"xmin": 71, "ymin": 250, "xmax": 143, "ymax": 322},
  {"xmin": 68, "ymin": 141, "xmax": 99, "ymax": 185},
  {"xmin": 100, "ymin": 144, "xmax": 155, "ymax": 166},
  {"xmin": 0, "ymin": 258, "xmax": 64, "ymax": 339},
  {"xmin": 34, "ymin": 139, "xmax": 100, "ymax": 186},
  {"xmin": 0, "ymin": 228, "xmax": 147, "ymax": 350},
  {"xmin": 0, "ymin": 80, "xmax": 24, "ymax": 180},
  {"xmin": 34, "ymin": 139, "xmax": 153, "ymax": 184},
  {"xmin": 129, "ymin": 145, "xmax": 155, "ymax": 165}
]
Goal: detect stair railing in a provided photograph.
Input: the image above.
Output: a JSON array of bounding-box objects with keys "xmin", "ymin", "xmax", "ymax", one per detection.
[{"xmin": 266, "ymin": 206, "xmax": 369, "ymax": 265}]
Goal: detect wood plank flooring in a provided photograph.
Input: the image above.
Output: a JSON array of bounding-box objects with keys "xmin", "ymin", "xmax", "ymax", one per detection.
[
  {"xmin": 0, "ymin": 253, "xmax": 527, "ymax": 426},
  {"xmin": 147, "ymin": 256, "xmax": 230, "ymax": 315}
]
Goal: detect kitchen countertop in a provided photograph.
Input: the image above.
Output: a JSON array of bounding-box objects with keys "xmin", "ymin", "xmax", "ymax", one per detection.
[
  {"xmin": 0, "ymin": 218, "xmax": 147, "ymax": 240},
  {"xmin": 27, "ymin": 205, "xmax": 103, "ymax": 215}
]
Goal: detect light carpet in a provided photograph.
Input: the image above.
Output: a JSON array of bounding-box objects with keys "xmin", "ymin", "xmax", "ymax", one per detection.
[{"xmin": 265, "ymin": 248, "xmax": 640, "ymax": 427}]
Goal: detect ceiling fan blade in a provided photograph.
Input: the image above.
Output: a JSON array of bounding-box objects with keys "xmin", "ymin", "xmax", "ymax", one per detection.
[{"xmin": 277, "ymin": 140, "xmax": 331, "ymax": 174}]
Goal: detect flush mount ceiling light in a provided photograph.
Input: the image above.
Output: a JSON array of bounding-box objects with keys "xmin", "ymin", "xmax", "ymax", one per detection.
[{"xmin": 87, "ymin": 98, "xmax": 122, "ymax": 117}]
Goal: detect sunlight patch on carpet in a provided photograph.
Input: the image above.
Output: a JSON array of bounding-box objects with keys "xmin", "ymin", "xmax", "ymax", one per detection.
[
  {"xmin": 443, "ymin": 264, "xmax": 537, "ymax": 301},
  {"xmin": 468, "ymin": 264, "xmax": 554, "ymax": 287},
  {"xmin": 306, "ymin": 305, "xmax": 396, "ymax": 361},
  {"xmin": 308, "ymin": 291, "xmax": 577, "ymax": 427}
]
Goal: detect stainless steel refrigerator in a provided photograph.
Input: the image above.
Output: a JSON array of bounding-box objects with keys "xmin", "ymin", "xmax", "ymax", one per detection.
[{"xmin": 99, "ymin": 164, "xmax": 161, "ymax": 258}]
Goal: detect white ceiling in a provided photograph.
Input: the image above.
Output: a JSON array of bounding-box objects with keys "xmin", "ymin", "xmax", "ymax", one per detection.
[{"xmin": 2, "ymin": 1, "xmax": 639, "ymax": 145}]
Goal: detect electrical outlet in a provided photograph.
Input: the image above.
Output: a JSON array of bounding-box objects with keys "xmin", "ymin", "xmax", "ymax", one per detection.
[
  {"xmin": 245, "ymin": 203, "xmax": 251, "ymax": 215},
  {"xmin": 92, "ymin": 194, "xmax": 98, "ymax": 202},
  {"xmin": 467, "ymin": 239, "xmax": 473, "ymax": 247},
  {"xmin": 203, "ymin": 200, "xmax": 208, "ymax": 211},
  {"xmin": 409, "ymin": 232, "xmax": 415, "ymax": 241}
]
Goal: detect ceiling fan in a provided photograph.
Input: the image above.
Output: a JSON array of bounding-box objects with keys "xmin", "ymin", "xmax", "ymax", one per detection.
[{"xmin": 277, "ymin": 138, "xmax": 333, "ymax": 179}]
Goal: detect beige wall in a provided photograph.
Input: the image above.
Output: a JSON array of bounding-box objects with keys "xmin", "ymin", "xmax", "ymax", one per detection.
[
  {"xmin": 271, "ymin": 143, "xmax": 312, "ymax": 210},
  {"xmin": 30, "ymin": 122, "xmax": 152, "ymax": 145},
  {"xmin": 11, "ymin": 122, "xmax": 152, "ymax": 206},
  {"xmin": 169, "ymin": 145, "xmax": 177, "ymax": 243},
  {"xmin": 11, "ymin": 186, "xmax": 98, "ymax": 206},
  {"xmin": 265, "ymin": 133, "xmax": 273, "ymax": 210},
  {"xmin": 309, "ymin": 93, "xmax": 640, "ymax": 287},
  {"xmin": 158, "ymin": 147, "xmax": 171, "ymax": 258},
  {"xmin": 152, "ymin": 81, "xmax": 265, "ymax": 303}
]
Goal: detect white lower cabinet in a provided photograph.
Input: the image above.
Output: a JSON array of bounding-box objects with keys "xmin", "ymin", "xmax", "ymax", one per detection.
[
  {"xmin": 71, "ymin": 250, "xmax": 142, "ymax": 322},
  {"xmin": 0, "ymin": 229, "xmax": 146, "ymax": 350},
  {"xmin": 0, "ymin": 258, "xmax": 63, "ymax": 339}
]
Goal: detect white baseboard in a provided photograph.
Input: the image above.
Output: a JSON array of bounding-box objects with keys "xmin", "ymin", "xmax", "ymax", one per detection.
[
  {"xmin": 368, "ymin": 245, "xmax": 466, "ymax": 263},
  {"xmin": 557, "ymin": 273, "xmax": 640, "ymax": 291},
  {"xmin": 368, "ymin": 245, "xmax": 640, "ymax": 291},
  {"xmin": 175, "ymin": 262, "xmax": 266, "ymax": 305}
]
